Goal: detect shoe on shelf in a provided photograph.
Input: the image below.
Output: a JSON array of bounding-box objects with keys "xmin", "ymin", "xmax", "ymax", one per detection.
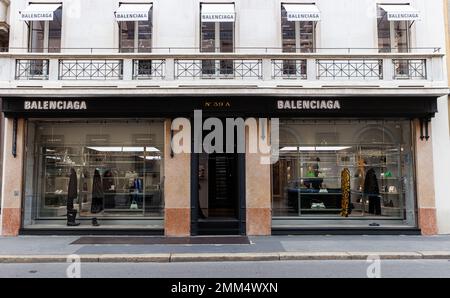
[{"xmin": 92, "ymin": 218, "xmax": 100, "ymax": 227}]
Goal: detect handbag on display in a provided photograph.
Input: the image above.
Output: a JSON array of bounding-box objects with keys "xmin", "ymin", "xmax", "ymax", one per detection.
[
  {"xmin": 384, "ymin": 171, "xmax": 393, "ymax": 178},
  {"xmin": 130, "ymin": 201, "xmax": 139, "ymax": 210}
]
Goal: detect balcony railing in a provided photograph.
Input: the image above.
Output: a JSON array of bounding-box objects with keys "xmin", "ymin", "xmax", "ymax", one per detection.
[
  {"xmin": 175, "ymin": 59, "xmax": 262, "ymax": 79},
  {"xmin": 317, "ymin": 59, "xmax": 383, "ymax": 80},
  {"xmin": 59, "ymin": 60, "xmax": 123, "ymax": 80},
  {"xmin": 15, "ymin": 59, "xmax": 49, "ymax": 80},
  {"xmin": 393, "ymin": 59, "xmax": 427, "ymax": 80},
  {"xmin": 272, "ymin": 59, "xmax": 307, "ymax": 80},
  {"xmin": 2, "ymin": 49, "xmax": 442, "ymax": 83},
  {"xmin": 133, "ymin": 59, "xmax": 166, "ymax": 80}
]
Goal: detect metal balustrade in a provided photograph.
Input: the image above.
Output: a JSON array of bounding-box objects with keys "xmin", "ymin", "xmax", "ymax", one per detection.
[
  {"xmin": 393, "ymin": 59, "xmax": 427, "ymax": 80},
  {"xmin": 15, "ymin": 59, "xmax": 49, "ymax": 80},
  {"xmin": 316, "ymin": 59, "xmax": 383, "ymax": 80},
  {"xmin": 175, "ymin": 59, "xmax": 263, "ymax": 79},
  {"xmin": 7, "ymin": 53, "xmax": 438, "ymax": 83},
  {"xmin": 133, "ymin": 59, "xmax": 166, "ymax": 80},
  {"xmin": 59, "ymin": 60, "xmax": 123, "ymax": 80},
  {"xmin": 272, "ymin": 59, "xmax": 307, "ymax": 79}
]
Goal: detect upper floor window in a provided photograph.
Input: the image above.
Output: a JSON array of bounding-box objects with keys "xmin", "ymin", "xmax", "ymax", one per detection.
[
  {"xmin": 200, "ymin": 3, "xmax": 235, "ymax": 76},
  {"xmin": 20, "ymin": 3, "xmax": 62, "ymax": 53},
  {"xmin": 377, "ymin": 4, "xmax": 420, "ymax": 53},
  {"xmin": 200, "ymin": 3, "xmax": 235, "ymax": 53},
  {"xmin": 281, "ymin": 3, "xmax": 320, "ymax": 53},
  {"xmin": 115, "ymin": 3, "xmax": 152, "ymax": 53},
  {"xmin": 0, "ymin": 0, "xmax": 9, "ymax": 51}
]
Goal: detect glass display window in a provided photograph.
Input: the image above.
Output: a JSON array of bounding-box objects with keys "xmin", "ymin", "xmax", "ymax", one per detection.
[
  {"xmin": 272, "ymin": 120, "xmax": 416, "ymax": 226},
  {"xmin": 23, "ymin": 120, "xmax": 165, "ymax": 226}
]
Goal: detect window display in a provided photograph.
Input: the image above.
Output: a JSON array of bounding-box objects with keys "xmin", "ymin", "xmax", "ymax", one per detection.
[
  {"xmin": 23, "ymin": 120, "xmax": 164, "ymax": 227},
  {"xmin": 272, "ymin": 120, "xmax": 416, "ymax": 226}
]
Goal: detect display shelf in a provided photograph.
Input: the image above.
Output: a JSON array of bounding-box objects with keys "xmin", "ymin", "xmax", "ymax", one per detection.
[
  {"xmin": 300, "ymin": 209, "xmax": 342, "ymax": 212},
  {"xmin": 45, "ymin": 192, "xmax": 68, "ymax": 195},
  {"xmin": 291, "ymin": 192, "xmax": 342, "ymax": 196}
]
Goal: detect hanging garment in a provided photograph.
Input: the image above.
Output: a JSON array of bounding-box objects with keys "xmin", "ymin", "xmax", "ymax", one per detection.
[
  {"xmin": 91, "ymin": 169, "xmax": 104, "ymax": 214},
  {"xmin": 67, "ymin": 168, "xmax": 78, "ymax": 211},
  {"xmin": 364, "ymin": 168, "xmax": 380, "ymax": 195},
  {"xmin": 103, "ymin": 170, "xmax": 116, "ymax": 209},
  {"xmin": 133, "ymin": 178, "xmax": 143, "ymax": 192},
  {"xmin": 130, "ymin": 178, "xmax": 143, "ymax": 206},
  {"xmin": 340, "ymin": 168, "xmax": 351, "ymax": 217},
  {"xmin": 364, "ymin": 168, "xmax": 381, "ymax": 215}
]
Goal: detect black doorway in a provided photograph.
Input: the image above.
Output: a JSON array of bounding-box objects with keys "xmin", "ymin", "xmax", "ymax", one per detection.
[{"xmin": 191, "ymin": 119, "xmax": 246, "ymax": 235}]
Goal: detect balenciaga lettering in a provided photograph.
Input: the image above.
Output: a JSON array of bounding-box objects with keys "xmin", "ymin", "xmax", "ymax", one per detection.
[
  {"xmin": 287, "ymin": 12, "xmax": 320, "ymax": 20},
  {"xmin": 202, "ymin": 14, "xmax": 235, "ymax": 21},
  {"xmin": 116, "ymin": 12, "xmax": 148, "ymax": 20},
  {"xmin": 21, "ymin": 12, "xmax": 53, "ymax": 20},
  {"xmin": 388, "ymin": 13, "xmax": 419, "ymax": 20},
  {"xmin": 277, "ymin": 100, "xmax": 341, "ymax": 110},
  {"xmin": 24, "ymin": 101, "xmax": 87, "ymax": 110}
]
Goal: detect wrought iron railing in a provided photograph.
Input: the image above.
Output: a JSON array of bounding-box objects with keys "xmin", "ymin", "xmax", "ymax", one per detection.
[
  {"xmin": 272, "ymin": 59, "xmax": 307, "ymax": 79},
  {"xmin": 393, "ymin": 59, "xmax": 427, "ymax": 80},
  {"xmin": 15, "ymin": 59, "xmax": 49, "ymax": 80},
  {"xmin": 58, "ymin": 60, "xmax": 123, "ymax": 80},
  {"xmin": 133, "ymin": 59, "xmax": 166, "ymax": 80},
  {"xmin": 6, "ymin": 53, "xmax": 439, "ymax": 83},
  {"xmin": 175, "ymin": 59, "xmax": 262, "ymax": 79},
  {"xmin": 316, "ymin": 59, "xmax": 383, "ymax": 80}
]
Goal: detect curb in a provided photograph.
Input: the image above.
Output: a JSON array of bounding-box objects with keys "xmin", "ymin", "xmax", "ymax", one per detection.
[{"xmin": 1, "ymin": 252, "xmax": 449, "ymax": 263}]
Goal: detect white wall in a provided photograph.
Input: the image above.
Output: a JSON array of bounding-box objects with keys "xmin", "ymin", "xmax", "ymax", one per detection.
[
  {"xmin": 6, "ymin": 0, "xmax": 448, "ymax": 52},
  {"xmin": 432, "ymin": 96, "xmax": 450, "ymax": 234}
]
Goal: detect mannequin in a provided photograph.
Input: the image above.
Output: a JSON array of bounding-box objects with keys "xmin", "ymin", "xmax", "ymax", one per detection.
[
  {"xmin": 66, "ymin": 168, "xmax": 80, "ymax": 226},
  {"xmin": 364, "ymin": 168, "xmax": 381, "ymax": 215},
  {"xmin": 91, "ymin": 169, "xmax": 104, "ymax": 226}
]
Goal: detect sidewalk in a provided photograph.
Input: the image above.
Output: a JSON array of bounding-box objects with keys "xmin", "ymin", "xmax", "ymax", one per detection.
[{"xmin": 1, "ymin": 235, "xmax": 450, "ymax": 263}]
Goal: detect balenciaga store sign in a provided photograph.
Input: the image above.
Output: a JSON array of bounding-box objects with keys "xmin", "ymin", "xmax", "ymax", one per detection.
[
  {"xmin": 24, "ymin": 100, "xmax": 87, "ymax": 110},
  {"xmin": 1, "ymin": 96, "xmax": 437, "ymax": 118}
]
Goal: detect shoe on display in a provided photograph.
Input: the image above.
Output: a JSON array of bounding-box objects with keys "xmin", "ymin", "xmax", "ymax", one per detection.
[
  {"xmin": 311, "ymin": 202, "xmax": 326, "ymax": 209},
  {"xmin": 92, "ymin": 218, "xmax": 100, "ymax": 227}
]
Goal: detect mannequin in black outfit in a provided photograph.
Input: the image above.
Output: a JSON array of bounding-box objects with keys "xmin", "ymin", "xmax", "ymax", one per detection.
[
  {"xmin": 364, "ymin": 168, "xmax": 381, "ymax": 215},
  {"xmin": 67, "ymin": 168, "xmax": 80, "ymax": 226},
  {"xmin": 91, "ymin": 169, "xmax": 104, "ymax": 226}
]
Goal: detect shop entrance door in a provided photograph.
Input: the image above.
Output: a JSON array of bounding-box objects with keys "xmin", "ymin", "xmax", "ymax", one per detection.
[
  {"xmin": 191, "ymin": 119, "xmax": 246, "ymax": 235},
  {"xmin": 206, "ymin": 152, "xmax": 239, "ymax": 217}
]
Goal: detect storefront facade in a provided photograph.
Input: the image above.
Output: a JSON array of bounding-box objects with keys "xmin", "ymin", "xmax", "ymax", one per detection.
[
  {"xmin": 0, "ymin": 0, "xmax": 448, "ymax": 236},
  {"xmin": 0, "ymin": 96, "xmax": 439, "ymax": 236}
]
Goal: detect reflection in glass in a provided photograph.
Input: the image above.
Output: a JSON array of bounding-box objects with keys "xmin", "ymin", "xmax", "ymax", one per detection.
[
  {"xmin": 48, "ymin": 8, "xmax": 62, "ymax": 53},
  {"xmin": 29, "ymin": 21, "xmax": 45, "ymax": 53},
  {"xmin": 119, "ymin": 8, "xmax": 152, "ymax": 53},
  {"xmin": 119, "ymin": 21, "xmax": 135, "ymax": 53},
  {"xmin": 377, "ymin": 6, "xmax": 410, "ymax": 53}
]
